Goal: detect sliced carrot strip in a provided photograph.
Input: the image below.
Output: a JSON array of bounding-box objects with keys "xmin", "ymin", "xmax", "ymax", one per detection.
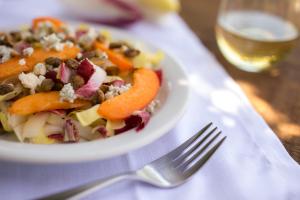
[
  {"xmin": 98, "ymin": 68, "xmax": 160, "ymax": 120},
  {"xmin": 94, "ymin": 42, "xmax": 133, "ymax": 71},
  {"xmin": 32, "ymin": 17, "xmax": 64, "ymax": 31},
  {"xmin": 0, "ymin": 46, "xmax": 80, "ymax": 80},
  {"xmin": 8, "ymin": 91, "xmax": 90, "ymax": 115}
]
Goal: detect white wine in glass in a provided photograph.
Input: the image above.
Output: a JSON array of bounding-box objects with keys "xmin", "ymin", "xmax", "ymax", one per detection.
[{"xmin": 216, "ymin": 0, "xmax": 300, "ymax": 72}]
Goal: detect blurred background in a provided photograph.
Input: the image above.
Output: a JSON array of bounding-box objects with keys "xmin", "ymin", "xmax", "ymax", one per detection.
[{"xmin": 180, "ymin": 0, "xmax": 300, "ymax": 163}]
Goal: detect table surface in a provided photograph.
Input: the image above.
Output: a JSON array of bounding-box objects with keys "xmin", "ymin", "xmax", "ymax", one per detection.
[{"xmin": 180, "ymin": 0, "xmax": 300, "ymax": 164}]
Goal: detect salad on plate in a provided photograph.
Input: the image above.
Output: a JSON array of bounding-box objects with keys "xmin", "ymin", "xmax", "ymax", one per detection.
[{"xmin": 0, "ymin": 17, "xmax": 163, "ymax": 144}]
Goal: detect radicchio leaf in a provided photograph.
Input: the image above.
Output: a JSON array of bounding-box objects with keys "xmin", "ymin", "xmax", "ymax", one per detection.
[
  {"xmin": 111, "ymin": 80, "xmax": 125, "ymax": 87},
  {"xmin": 155, "ymin": 69, "xmax": 163, "ymax": 86},
  {"xmin": 49, "ymin": 110, "xmax": 66, "ymax": 116},
  {"xmin": 45, "ymin": 71, "xmax": 61, "ymax": 83},
  {"xmin": 75, "ymin": 30, "xmax": 88, "ymax": 40},
  {"xmin": 115, "ymin": 111, "xmax": 151, "ymax": 134},
  {"xmin": 48, "ymin": 133, "xmax": 64, "ymax": 141},
  {"xmin": 76, "ymin": 59, "xmax": 106, "ymax": 98},
  {"xmin": 77, "ymin": 58, "xmax": 95, "ymax": 82},
  {"xmin": 57, "ymin": 63, "xmax": 71, "ymax": 84},
  {"xmin": 14, "ymin": 41, "xmax": 31, "ymax": 55},
  {"xmin": 92, "ymin": 125, "xmax": 108, "ymax": 137},
  {"xmin": 98, "ymin": 126, "xmax": 108, "ymax": 136},
  {"xmin": 83, "ymin": 0, "xmax": 143, "ymax": 27},
  {"xmin": 64, "ymin": 119, "xmax": 80, "ymax": 143}
]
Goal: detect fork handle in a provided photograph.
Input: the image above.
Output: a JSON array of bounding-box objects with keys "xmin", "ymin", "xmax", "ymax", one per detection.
[{"xmin": 38, "ymin": 173, "xmax": 137, "ymax": 200}]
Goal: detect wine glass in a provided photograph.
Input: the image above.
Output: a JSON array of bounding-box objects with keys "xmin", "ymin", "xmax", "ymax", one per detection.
[{"xmin": 215, "ymin": 0, "xmax": 300, "ymax": 72}]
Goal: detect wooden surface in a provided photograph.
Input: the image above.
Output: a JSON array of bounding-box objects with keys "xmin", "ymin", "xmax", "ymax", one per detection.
[{"xmin": 180, "ymin": 0, "xmax": 300, "ymax": 163}]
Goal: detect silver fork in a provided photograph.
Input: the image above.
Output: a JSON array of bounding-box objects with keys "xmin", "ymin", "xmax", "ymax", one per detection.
[{"xmin": 39, "ymin": 122, "xmax": 226, "ymax": 200}]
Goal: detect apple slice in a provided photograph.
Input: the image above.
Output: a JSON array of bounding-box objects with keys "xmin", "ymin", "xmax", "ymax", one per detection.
[
  {"xmin": 32, "ymin": 17, "xmax": 64, "ymax": 31},
  {"xmin": 0, "ymin": 46, "xmax": 80, "ymax": 79},
  {"xmin": 98, "ymin": 68, "xmax": 160, "ymax": 120},
  {"xmin": 8, "ymin": 91, "xmax": 90, "ymax": 115},
  {"xmin": 94, "ymin": 42, "xmax": 133, "ymax": 71}
]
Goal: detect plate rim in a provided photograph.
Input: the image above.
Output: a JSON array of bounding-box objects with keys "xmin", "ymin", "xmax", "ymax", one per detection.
[{"xmin": 0, "ymin": 22, "xmax": 190, "ymax": 164}]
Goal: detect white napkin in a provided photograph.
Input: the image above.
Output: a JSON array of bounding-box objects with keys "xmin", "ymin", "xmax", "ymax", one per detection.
[{"xmin": 0, "ymin": 1, "xmax": 299, "ymax": 200}]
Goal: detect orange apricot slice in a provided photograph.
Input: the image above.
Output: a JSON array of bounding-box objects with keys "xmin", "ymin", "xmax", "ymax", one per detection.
[
  {"xmin": 98, "ymin": 68, "xmax": 160, "ymax": 120},
  {"xmin": 32, "ymin": 17, "xmax": 64, "ymax": 31},
  {"xmin": 0, "ymin": 46, "xmax": 80, "ymax": 79},
  {"xmin": 94, "ymin": 42, "xmax": 133, "ymax": 71},
  {"xmin": 9, "ymin": 91, "xmax": 90, "ymax": 115}
]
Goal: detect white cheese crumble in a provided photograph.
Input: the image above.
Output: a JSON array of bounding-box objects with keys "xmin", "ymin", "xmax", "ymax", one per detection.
[
  {"xmin": 54, "ymin": 43, "xmax": 64, "ymax": 51},
  {"xmin": 63, "ymin": 25, "xmax": 76, "ymax": 38},
  {"xmin": 20, "ymin": 30, "xmax": 32, "ymax": 40},
  {"xmin": 78, "ymin": 28, "xmax": 97, "ymax": 47},
  {"xmin": 34, "ymin": 21, "xmax": 55, "ymax": 39},
  {"xmin": 65, "ymin": 41, "xmax": 74, "ymax": 48},
  {"xmin": 18, "ymin": 58, "xmax": 26, "ymax": 66},
  {"xmin": 33, "ymin": 63, "xmax": 46, "ymax": 75},
  {"xmin": 104, "ymin": 83, "xmax": 131, "ymax": 100},
  {"xmin": 0, "ymin": 45, "xmax": 12, "ymax": 63},
  {"xmin": 34, "ymin": 29, "xmax": 48, "ymax": 40},
  {"xmin": 57, "ymin": 32, "xmax": 66, "ymax": 40},
  {"xmin": 18, "ymin": 72, "xmax": 45, "ymax": 94},
  {"xmin": 41, "ymin": 33, "xmax": 64, "ymax": 51},
  {"xmin": 146, "ymin": 99, "xmax": 160, "ymax": 114},
  {"xmin": 60, "ymin": 83, "xmax": 77, "ymax": 103},
  {"xmin": 76, "ymin": 52, "xmax": 82, "ymax": 59},
  {"xmin": 99, "ymin": 52, "xmax": 108, "ymax": 60},
  {"xmin": 22, "ymin": 47, "xmax": 34, "ymax": 57},
  {"xmin": 53, "ymin": 67, "xmax": 59, "ymax": 72},
  {"xmin": 37, "ymin": 21, "xmax": 54, "ymax": 28}
]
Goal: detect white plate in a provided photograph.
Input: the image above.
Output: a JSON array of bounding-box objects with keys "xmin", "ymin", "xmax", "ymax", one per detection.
[{"xmin": 0, "ymin": 23, "xmax": 190, "ymax": 164}]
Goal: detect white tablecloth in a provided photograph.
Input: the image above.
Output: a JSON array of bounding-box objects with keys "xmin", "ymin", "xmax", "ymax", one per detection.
[{"xmin": 0, "ymin": 1, "xmax": 299, "ymax": 200}]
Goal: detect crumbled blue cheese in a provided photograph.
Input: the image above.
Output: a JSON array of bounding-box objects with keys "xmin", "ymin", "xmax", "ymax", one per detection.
[
  {"xmin": 20, "ymin": 30, "xmax": 32, "ymax": 40},
  {"xmin": 146, "ymin": 99, "xmax": 160, "ymax": 114},
  {"xmin": 37, "ymin": 21, "xmax": 53, "ymax": 28},
  {"xmin": 65, "ymin": 41, "xmax": 74, "ymax": 48},
  {"xmin": 0, "ymin": 45, "xmax": 12, "ymax": 63},
  {"xmin": 18, "ymin": 72, "xmax": 45, "ymax": 94},
  {"xmin": 99, "ymin": 52, "xmax": 108, "ymax": 60},
  {"xmin": 22, "ymin": 47, "xmax": 34, "ymax": 57},
  {"xmin": 104, "ymin": 83, "xmax": 131, "ymax": 100},
  {"xmin": 76, "ymin": 52, "xmax": 83, "ymax": 59},
  {"xmin": 33, "ymin": 63, "xmax": 46, "ymax": 75},
  {"xmin": 41, "ymin": 33, "xmax": 64, "ymax": 51},
  {"xmin": 53, "ymin": 67, "xmax": 59, "ymax": 72},
  {"xmin": 63, "ymin": 25, "xmax": 76, "ymax": 38},
  {"xmin": 78, "ymin": 28, "xmax": 97, "ymax": 47},
  {"xmin": 57, "ymin": 32, "xmax": 66, "ymax": 40},
  {"xmin": 60, "ymin": 83, "xmax": 77, "ymax": 103},
  {"xmin": 54, "ymin": 43, "xmax": 64, "ymax": 51},
  {"xmin": 18, "ymin": 58, "xmax": 26, "ymax": 66},
  {"xmin": 34, "ymin": 21, "xmax": 55, "ymax": 39}
]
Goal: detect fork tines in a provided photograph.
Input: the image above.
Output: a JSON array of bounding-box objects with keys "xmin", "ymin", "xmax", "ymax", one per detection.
[{"xmin": 170, "ymin": 122, "xmax": 226, "ymax": 177}]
